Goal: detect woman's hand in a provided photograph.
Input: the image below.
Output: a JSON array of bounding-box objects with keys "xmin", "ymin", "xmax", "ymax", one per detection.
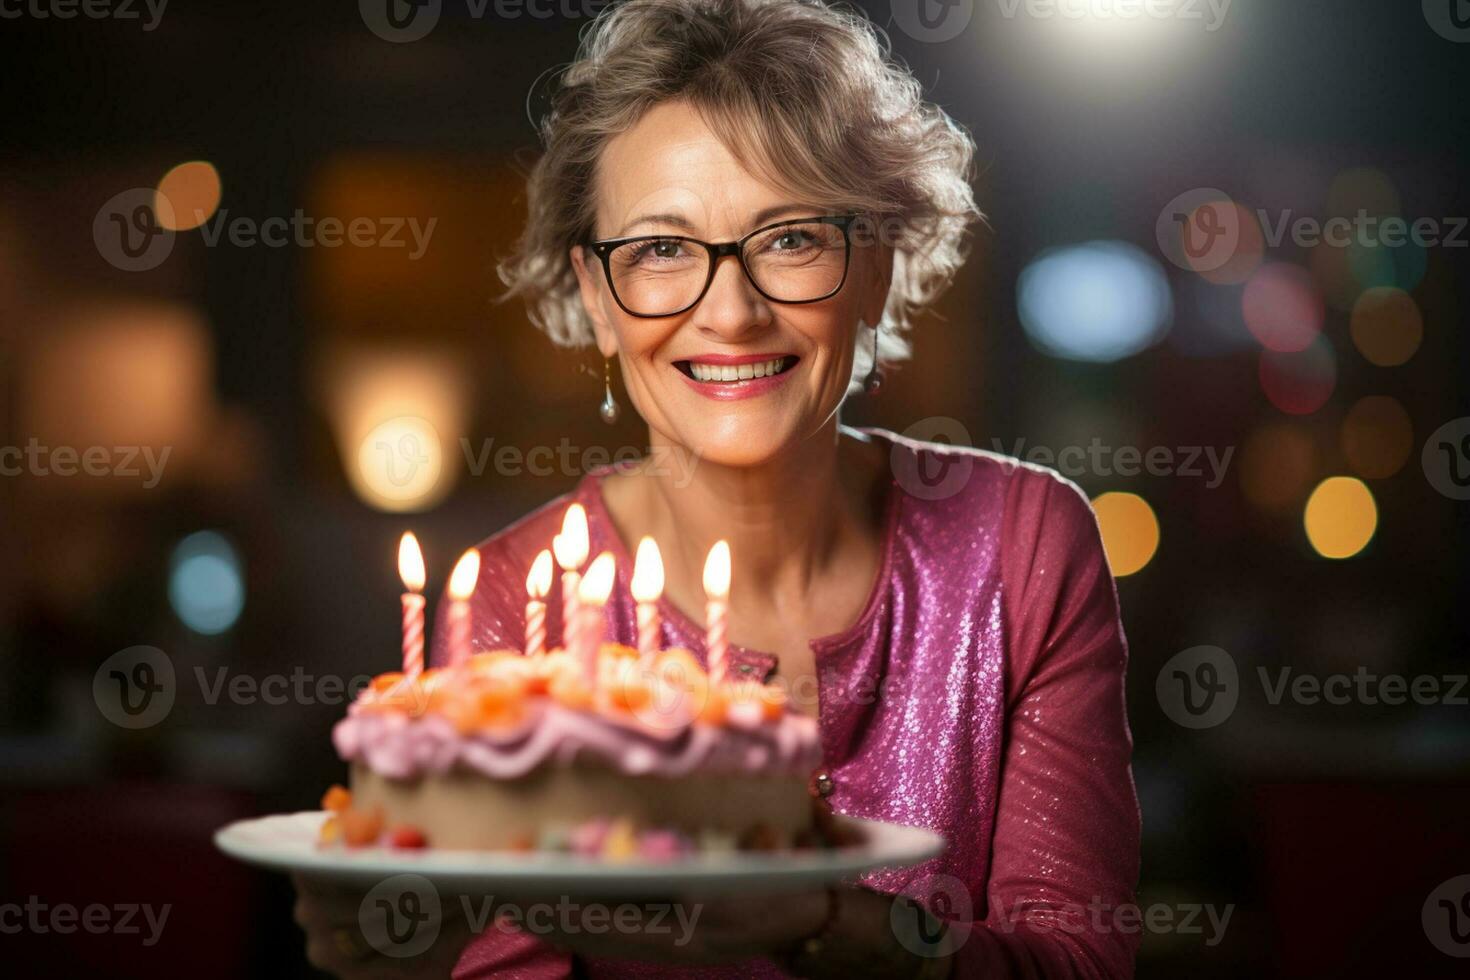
[
  {"xmin": 485, "ymin": 887, "xmax": 831, "ymax": 966},
  {"xmin": 292, "ymin": 873, "xmax": 476, "ymax": 979}
]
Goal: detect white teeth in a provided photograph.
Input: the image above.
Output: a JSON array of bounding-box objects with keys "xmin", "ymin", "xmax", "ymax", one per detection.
[{"xmin": 688, "ymin": 357, "xmax": 787, "ymax": 382}]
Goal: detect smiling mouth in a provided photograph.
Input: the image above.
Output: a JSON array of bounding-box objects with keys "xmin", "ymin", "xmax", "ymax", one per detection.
[{"xmin": 674, "ymin": 356, "xmax": 799, "ymax": 383}]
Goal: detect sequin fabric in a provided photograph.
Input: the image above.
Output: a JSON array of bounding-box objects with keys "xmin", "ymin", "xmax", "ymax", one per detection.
[{"xmin": 438, "ymin": 428, "xmax": 1141, "ymax": 979}]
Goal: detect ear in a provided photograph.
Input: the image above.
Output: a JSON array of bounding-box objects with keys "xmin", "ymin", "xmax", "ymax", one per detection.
[{"xmin": 570, "ymin": 245, "xmax": 620, "ymax": 359}]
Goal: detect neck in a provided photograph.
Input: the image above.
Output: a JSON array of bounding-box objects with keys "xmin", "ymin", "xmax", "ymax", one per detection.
[{"xmin": 641, "ymin": 419, "xmax": 857, "ymax": 602}]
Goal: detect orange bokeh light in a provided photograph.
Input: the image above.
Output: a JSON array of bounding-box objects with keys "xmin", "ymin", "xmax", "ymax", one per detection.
[
  {"xmin": 155, "ymin": 161, "xmax": 221, "ymax": 232},
  {"xmin": 1350, "ymin": 287, "xmax": 1422, "ymax": 367}
]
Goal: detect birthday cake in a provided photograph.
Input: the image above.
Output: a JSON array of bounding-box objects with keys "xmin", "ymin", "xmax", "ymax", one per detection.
[
  {"xmin": 320, "ymin": 513, "xmax": 835, "ymax": 857},
  {"xmin": 325, "ymin": 647, "xmax": 829, "ymax": 856}
]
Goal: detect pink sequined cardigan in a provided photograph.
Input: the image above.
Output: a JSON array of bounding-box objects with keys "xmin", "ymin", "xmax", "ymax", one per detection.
[{"xmin": 431, "ymin": 428, "xmax": 1141, "ymax": 978}]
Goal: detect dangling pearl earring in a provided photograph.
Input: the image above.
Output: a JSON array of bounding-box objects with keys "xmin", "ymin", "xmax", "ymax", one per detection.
[
  {"xmin": 862, "ymin": 320, "xmax": 884, "ymax": 394},
  {"xmin": 599, "ymin": 357, "xmax": 621, "ymax": 424}
]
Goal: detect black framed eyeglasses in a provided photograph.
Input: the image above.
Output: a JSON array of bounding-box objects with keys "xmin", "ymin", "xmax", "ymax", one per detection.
[{"xmin": 584, "ymin": 214, "xmax": 859, "ymax": 319}]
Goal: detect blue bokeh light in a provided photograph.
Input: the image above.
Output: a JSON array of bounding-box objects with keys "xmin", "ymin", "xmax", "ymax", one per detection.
[
  {"xmin": 1018, "ymin": 240, "xmax": 1173, "ymax": 363},
  {"xmin": 168, "ymin": 530, "xmax": 245, "ymax": 635}
]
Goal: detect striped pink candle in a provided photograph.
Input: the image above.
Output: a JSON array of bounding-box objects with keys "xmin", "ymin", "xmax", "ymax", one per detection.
[
  {"xmin": 525, "ymin": 550, "xmax": 552, "ymax": 657},
  {"xmin": 401, "ymin": 594, "xmax": 425, "ymax": 676},
  {"xmin": 631, "ymin": 536, "xmax": 664, "ymax": 664},
  {"xmin": 577, "ymin": 552, "xmax": 616, "ymax": 685},
  {"xmin": 553, "ymin": 505, "xmax": 589, "ymax": 650},
  {"xmin": 397, "ymin": 532, "xmax": 427, "ymax": 677},
  {"xmin": 446, "ymin": 548, "xmax": 481, "ymax": 668},
  {"xmin": 702, "ymin": 541, "xmax": 731, "ymax": 684}
]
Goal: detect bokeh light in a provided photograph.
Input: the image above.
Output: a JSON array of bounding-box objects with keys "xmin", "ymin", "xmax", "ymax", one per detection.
[
  {"xmin": 1303, "ymin": 477, "xmax": 1378, "ymax": 559},
  {"xmin": 1239, "ymin": 422, "xmax": 1316, "ymax": 512},
  {"xmin": 1018, "ymin": 241, "xmax": 1172, "ymax": 363},
  {"xmin": 169, "ymin": 530, "xmax": 245, "ymax": 634},
  {"xmin": 155, "ymin": 161, "xmax": 222, "ymax": 232},
  {"xmin": 1259, "ymin": 336, "xmax": 1337, "ymax": 415},
  {"xmin": 1348, "ymin": 237, "xmax": 1427, "ymax": 294},
  {"xmin": 354, "ymin": 415, "xmax": 445, "ymax": 512},
  {"xmin": 1092, "ymin": 492, "xmax": 1160, "ymax": 577},
  {"xmin": 1340, "ymin": 396, "xmax": 1413, "ymax": 479},
  {"xmin": 1322, "ymin": 166, "xmax": 1426, "ymax": 293},
  {"xmin": 320, "ymin": 344, "xmax": 467, "ymax": 513},
  {"xmin": 1241, "ymin": 263, "xmax": 1324, "ymax": 352},
  {"xmin": 22, "ymin": 301, "xmax": 213, "ymax": 470},
  {"xmin": 1197, "ymin": 202, "xmax": 1265, "ymax": 285},
  {"xmin": 1349, "ymin": 286, "xmax": 1422, "ymax": 366}
]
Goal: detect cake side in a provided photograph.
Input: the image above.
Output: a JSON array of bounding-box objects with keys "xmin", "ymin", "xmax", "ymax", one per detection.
[{"xmin": 323, "ymin": 646, "xmax": 830, "ymax": 854}]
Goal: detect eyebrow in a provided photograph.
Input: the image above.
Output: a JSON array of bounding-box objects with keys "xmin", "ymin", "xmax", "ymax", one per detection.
[{"xmin": 612, "ymin": 204, "xmax": 817, "ymax": 239}]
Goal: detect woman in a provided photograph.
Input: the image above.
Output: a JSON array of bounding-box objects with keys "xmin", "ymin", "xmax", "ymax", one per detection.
[{"xmin": 296, "ymin": 0, "xmax": 1140, "ymax": 976}]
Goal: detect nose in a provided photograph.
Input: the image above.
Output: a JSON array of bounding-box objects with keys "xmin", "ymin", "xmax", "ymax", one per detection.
[{"xmin": 689, "ymin": 252, "xmax": 772, "ymax": 340}]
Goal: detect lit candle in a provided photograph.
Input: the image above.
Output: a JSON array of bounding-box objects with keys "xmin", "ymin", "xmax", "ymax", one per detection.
[
  {"xmin": 703, "ymin": 540, "xmax": 731, "ymax": 685},
  {"xmin": 447, "ymin": 547, "xmax": 481, "ymax": 668},
  {"xmin": 631, "ymin": 536, "xmax": 664, "ymax": 664},
  {"xmin": 398, "ymin": 532, "xmax": 427, "ymax": 677},
  {"xmin": 553, "ymin": 504, "xmax": 589, "ymax": 649},
  {"xmin": 576, "ymin": 551, "xmax": 616, "ymax": 684},
  {"xmin": 525, "ymin": 549, "xmax": 553, "ymax": 657}
]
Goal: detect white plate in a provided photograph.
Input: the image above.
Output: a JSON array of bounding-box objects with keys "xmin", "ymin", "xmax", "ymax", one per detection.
[{"xmin": 215, "ymin": 811, "xmax": 945, "ymax": 896}]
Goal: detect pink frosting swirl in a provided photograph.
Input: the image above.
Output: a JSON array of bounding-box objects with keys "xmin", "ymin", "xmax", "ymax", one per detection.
[{"xmin": 333, "ymin": 697, "xmax": 822, "ymax": 781}]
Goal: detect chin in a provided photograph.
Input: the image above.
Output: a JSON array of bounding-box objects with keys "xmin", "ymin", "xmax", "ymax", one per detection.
[{"xmin": 664, "ymin": 412, "xmax": 815, "ymax": 471}]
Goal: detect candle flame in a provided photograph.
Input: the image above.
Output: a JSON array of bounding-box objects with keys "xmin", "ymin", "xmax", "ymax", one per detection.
[
  {"xmin": 577, "ymin": 551, "xmax": 616, "ymax": 604},
  {"xmin": 448, "ymin": 548, "xmax": 481, "ymax": 600},
  {"xmin": 702, "ymin": 540, "xmax": 731, "ymax": 600},
  {"xmin": 398, "ymin": 532, "xmax": 426, "ymax": 592},
  {"xmin": 553, "ymin": 504, "xmax": 589, "ymax": 570},
  {"xmin": 631, "ymin": 536, "xmax": 665, "ymax": 603},
  {"xmin": 526, "ymin": 549, "xmax": 553, "ymax": 599}
]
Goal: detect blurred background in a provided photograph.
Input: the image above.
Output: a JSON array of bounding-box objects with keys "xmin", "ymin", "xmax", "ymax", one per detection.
[{"xmin": 1, "ymin": 1, "xmax": 1467, "ymax": 976}]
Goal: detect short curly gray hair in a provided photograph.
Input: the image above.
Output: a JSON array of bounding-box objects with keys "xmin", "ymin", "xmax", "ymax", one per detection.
[{"xmin": 498, "ymin": 0, "xmax": 979, "ymax": 376}]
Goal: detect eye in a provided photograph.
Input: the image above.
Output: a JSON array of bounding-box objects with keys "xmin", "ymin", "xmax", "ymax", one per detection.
[
  {"xmin": 616, "ymin": 238, "xmax": 691, "ymax": 268},
  {"xmin": 772, "ymin": 230, "xmax": 811, "ymax": 251},
  {"xmin": 633, "ymin": 238, "xmax": 689, "ymax": 262}
]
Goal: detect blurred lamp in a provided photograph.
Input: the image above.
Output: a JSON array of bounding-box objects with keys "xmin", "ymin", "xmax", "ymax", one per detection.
[{"xmin": 319, "ymin": 343, "xmax": 468, "ymax": 512}]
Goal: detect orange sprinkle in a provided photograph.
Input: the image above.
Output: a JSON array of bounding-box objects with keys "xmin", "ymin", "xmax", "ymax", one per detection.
[
  {"xmin": 340, "ymin": 805, "xmax": 384, "ymax": 847},
  {"xmin": 371, "ymin": 672, "xmax": 406, "ymax": 693},
  {"xmin": 320, "ymin": 784, "xmax": 352, "ymax": 813}
]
